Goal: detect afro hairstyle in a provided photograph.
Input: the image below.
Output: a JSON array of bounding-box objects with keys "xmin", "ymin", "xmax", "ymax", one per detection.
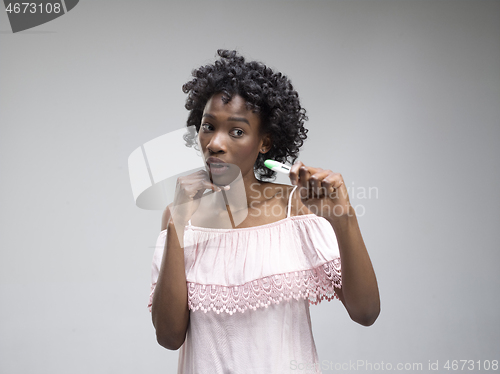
[{"xmin": 182, "ymin": 49, "xmax": 308, "ymax": 180}]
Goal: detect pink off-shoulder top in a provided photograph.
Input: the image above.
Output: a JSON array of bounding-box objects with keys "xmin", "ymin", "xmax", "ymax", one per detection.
[{"xmin": 148, "ymin": 185, "xmax": 342, "ymax": 374}]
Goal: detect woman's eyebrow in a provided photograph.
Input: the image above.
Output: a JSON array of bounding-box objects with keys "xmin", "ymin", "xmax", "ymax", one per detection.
[
  {"xmin": 202, "ymin": 113, "xmax": 250, "ymax": 126},
  {"xmin": 227, "ymin": 116, "xmax": 250, "ymax": 125},
  {"xmin": 202, "ymin": 113, "xmax": 216, "ymax": 120}
]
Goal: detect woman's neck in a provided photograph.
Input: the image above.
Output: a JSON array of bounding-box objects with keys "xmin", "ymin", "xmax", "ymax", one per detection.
[{"xmin": 210, "ymin": 173, "xmax": 265, "ymax": 211}]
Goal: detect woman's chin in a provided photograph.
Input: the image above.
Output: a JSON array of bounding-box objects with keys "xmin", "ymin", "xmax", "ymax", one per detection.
[{"xmin": 209, "ymin": 164, "xmax": 241, "ymax": 186}]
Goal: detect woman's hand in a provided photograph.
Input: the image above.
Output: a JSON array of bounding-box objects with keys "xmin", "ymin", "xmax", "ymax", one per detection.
[
  {"xmin": 171, "ymin": 170, "xmax": 228, "ymax": 226},
  {"xmin": 289, "ymin": 161, "xmax": 351, "ymax": 221}
]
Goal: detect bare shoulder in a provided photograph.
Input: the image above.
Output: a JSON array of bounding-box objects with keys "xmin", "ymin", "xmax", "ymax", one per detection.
[
  {"xmin": 262, "ymin": 182, "xmax": 313, "ymax": 217},
  {"xmin": 261, "ymin": 182, "xmax": 290, "ymax": 201},
  {"xmin": 286, "ymin": 184, "xmax": 314, "ymax": 217},
  {"xmin": 161, "ymin": 190, "xmax": 214, "ymax": 231}
]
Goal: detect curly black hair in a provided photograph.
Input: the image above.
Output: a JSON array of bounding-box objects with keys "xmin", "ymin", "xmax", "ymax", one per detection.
[{"xmin": 182, "ymin": 49, "xmax": 308, "ymax": 180}]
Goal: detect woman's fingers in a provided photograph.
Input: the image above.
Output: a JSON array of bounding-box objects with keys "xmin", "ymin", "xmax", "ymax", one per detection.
[
  {"xmin": 290, "ymin": 161, "xmax": 320, "ymax": 198},
  {"xmin": 290, "ymin": 161, "xmax": 345, "ymax": 199},
  {"xmin": 289, "ymin": 161, "xmax": 304, "ymax": 186},
  {"xmin": 297, "ymin": 166, "xmax": 312, "ymax": 199},
  {"xmin": 196, "ymin": 170, "xmax": 231, "ymax": 192},
  {"xmin": 179, "ymin": 171, "xmax": 231, "ymax": 201},
  {"xmin": 201, "ymin": 179, "xmax": 224, "ymax": 193},
  {"xmin": 309, "ymin": 170, "xmax": 331, "ymax": 196}
]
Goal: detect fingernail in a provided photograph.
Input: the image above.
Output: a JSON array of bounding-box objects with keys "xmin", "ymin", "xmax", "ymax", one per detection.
[{"xmin": 224, "ymin": 185, "xmax": 230, "ymax": 191}]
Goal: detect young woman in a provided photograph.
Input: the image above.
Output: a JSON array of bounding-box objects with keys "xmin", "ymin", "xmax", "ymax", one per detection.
[{"xmin": 148, "ymin": 50, "xmax": 380, "ymax": 373}]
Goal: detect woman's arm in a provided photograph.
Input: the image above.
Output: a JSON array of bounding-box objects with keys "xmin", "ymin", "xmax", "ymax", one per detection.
[
  {"xmin": 289, "ymin": 161, "xmax": 380, "ymax": 326},
  {"xmin": 151, "ymin": 170, "xmax": 224, "ymax": 349},
  {"xmin": 151, "ymin": 205, "xmax": 189, "ymax": 350},
  {"xmin": 327, "ymin": 207, "xmax": 380, "ymax": 326}
]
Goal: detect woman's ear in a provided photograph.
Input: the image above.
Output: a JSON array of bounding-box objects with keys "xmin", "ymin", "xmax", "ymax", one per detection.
[{"xmin": 260, "ymin": 134, "xmax": 272, "ymax": 154}]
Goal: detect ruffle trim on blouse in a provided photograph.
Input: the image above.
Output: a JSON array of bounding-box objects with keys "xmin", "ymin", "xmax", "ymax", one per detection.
[{"xmin": 187, "ymin": 257, "xmax": 341, "ymax": 315}]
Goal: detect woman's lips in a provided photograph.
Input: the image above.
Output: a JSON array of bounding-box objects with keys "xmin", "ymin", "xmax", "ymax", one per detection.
[
  {"xmin": 206, "ymin": 156, "xmax": 228, "ymax": 175},
  {"xmin": 208, "ymin": 163, "xmax": 229, "ymax": 175},
  {"xmin": 206, "ymin": 156, "xmax": 226, "ymax": 164}
]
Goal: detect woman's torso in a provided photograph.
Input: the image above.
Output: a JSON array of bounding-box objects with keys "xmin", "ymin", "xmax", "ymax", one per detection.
[{"xmin": 177, "ymin": 183, "xmax": 335, "ymax": 373}]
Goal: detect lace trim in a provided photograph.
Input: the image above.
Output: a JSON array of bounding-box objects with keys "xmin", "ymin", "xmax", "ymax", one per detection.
[{"xmin": 187, "ymin": 258, "xmax": 341, "ymax": 315}]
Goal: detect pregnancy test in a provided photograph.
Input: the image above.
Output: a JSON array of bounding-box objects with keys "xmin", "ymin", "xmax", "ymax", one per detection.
[{"xmin": 264, "ymin": 159, "xmax": 291, "ymax": 175}]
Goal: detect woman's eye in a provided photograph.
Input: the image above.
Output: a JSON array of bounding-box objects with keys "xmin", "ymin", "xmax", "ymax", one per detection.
[
  {"xmin": 201, "ymin": 123, "xmax": 213, "ymax": 131},
  {"xmin": 200, "ymin": 124, "xmax": 243, "ymax": 137},
  {"xmin": 232, "ymin": 129, "xmax": 244, "ymax": 137}
]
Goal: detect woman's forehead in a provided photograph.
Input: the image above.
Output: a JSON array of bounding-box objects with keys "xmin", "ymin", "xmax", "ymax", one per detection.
[{"xmin": 204, "ymin": 93, "xmax": 259, "ymax": 120}]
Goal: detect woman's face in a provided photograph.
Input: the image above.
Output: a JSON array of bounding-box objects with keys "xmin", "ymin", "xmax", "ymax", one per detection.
[{"xmin": 198, "ymin": 92, "xmax": 270, "ymax": 186}]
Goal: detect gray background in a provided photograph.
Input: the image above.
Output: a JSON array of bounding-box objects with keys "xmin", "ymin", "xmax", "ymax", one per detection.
[{"xmin": 1, "ymin": 0, "xmax": 499, "ymax": 373}]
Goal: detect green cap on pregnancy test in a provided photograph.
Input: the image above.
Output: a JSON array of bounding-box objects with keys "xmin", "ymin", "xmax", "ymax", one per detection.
[{"xmin": 264, "ymin": 159, "xmax": 291, "ymax": 175}]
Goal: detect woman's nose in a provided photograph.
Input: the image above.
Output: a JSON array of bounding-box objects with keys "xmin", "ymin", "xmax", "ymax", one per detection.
[{"xmin": 206, "ymin": 131, "xmax": 227, "ymax": 153}]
